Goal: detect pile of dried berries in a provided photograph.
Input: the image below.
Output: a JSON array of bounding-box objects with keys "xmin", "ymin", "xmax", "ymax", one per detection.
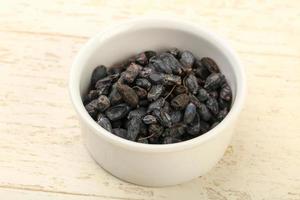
[{"xmin": 83, "ymin": 48, "xmax": 232, "ymax": 144}]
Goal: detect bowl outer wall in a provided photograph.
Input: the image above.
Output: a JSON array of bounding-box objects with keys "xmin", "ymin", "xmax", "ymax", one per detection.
[{"xmin": 69, "ymin": 18, "xmax": 246, "ymax": 186}]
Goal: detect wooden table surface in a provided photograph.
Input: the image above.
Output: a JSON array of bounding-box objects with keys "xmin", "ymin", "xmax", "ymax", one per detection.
[{"xmin": 0, "ymin": 1, "xmax": 300, "ymax": 199}]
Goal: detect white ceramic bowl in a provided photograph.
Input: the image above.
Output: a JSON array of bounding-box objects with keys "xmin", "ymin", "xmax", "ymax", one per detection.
[{"xmin": 69, "ymin": 18, "xmax": 246, "ymax": 187}]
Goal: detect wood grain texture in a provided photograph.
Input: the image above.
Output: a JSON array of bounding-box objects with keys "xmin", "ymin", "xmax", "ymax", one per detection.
[{"xmin": 0, "ymin": 0, "xmax": 300, "ymax": 199}]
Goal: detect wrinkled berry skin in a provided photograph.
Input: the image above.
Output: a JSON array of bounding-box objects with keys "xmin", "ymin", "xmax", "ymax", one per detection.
[
  {"xmin": 97, "ymin": 115, "xmax": 112, "ymax": 132},
  {"xmin": 91, "ymin": 65, "xmax": 107, "ymax": 85},
  {"xmin": 180, "ymin": 51, "xmax": 195, "ymax": 72},
  {"xmin": 105, "ymin": 103, "xmax": 130, "ymax": 121},
  {"xmin": 185, "ymin": 74, "xmax": 199, "ymax": 95},
  {"xmin": 184, "ymin": 103, "xmax": 197, "ymax": 124},
  {"xmin": 201, "ymin": 57, "xmax": 220, "ymax": 73},
  {"xmin": 127, "ymin": 117, "xmax": 141, "ymax": 141},
  {"xmin": 171, "ymin": 94, "xmax": 190, "ymax": 110},
  {"xmin": 147, "ymin": 85, "xmax": 164, "ymax": 101},
  {"xmin": 116, "ymin": 83, "xmax": 139, "ymax": 108},
  {"xmin": 84, "ymin": 48, "xmax": 232, "ymax": 144}
]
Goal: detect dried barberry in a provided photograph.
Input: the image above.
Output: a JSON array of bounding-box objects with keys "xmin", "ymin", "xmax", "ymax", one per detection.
[
  {"xmin": 105, "ymin": 103, "xmax": 130, "ymax": 121},
  {"xmin": 220, "ymin": 84, "xmax": 232, "ymax": 101},
  {"xmin": 171, "ymin": 94, "xmax": 190, "ymax": 110},
  {"xmin": 127, "ymin": 117, "xmax": 141, "ymax": 141},
  {"xmin": 201, "ymin": 57, "xmax": 220, "ymax": 73},
  {"xmin": 150, "ymin": 56, "xmax": 172, "ymax": 74},
  {"xmin": 122, "ymin": 63, "xmax": 140, "ymax": 83},
  {"xmin": 148, "ymin": 84, "xmax": 164, "ymax": 101},
  {"xmin": 97, "ymin": 115, "xmax": 112, "ymax": 132},
  {"xmin": 84, "ymin": 49, "xmax": 232, "ymax": 144},
  {"xmin": 91, "ymin": 65, "xmax": 107, "ymax": 86},
  {"xmin": 160, "ymin": 53, "xmax": 183, "ymax": 75},
  {"xmin": 206, "ymin": 97, "xmax": 219, "ymax": 115},
  {"xmin": 116, "ymin": 83, "xmax": 139, "ymax": 108},
  {"xmin": 184, "ymin": 103, "xmax": 197, "ymax": 124},
  {"xmin": 185, "ymin": 74, "xmax": 199, "ymax": 95},
  {"xmin": 204, "ymin": 73, "xmax": 224, "ymax": 91},
  {"xmin": 180, "ymin": 51, "xmax": 195, "ymax": 72}
]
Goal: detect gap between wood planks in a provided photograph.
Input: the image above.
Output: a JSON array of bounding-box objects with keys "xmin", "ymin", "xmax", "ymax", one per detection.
[
  {"xmin": 0, "ymin": 184, "xmax": 145, "ymax": 200},
  {"xmin": 0, "ymin": 29, "xmax": 299, "ymax": 60}
]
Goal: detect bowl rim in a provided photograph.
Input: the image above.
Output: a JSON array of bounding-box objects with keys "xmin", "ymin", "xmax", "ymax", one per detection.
[{"xmin": 69, "ymin": 17, "xmax": 246, "ymax": 153}]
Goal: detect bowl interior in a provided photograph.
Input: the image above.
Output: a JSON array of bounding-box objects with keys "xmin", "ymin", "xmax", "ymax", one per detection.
[{"xmin": 78, "ymin": 26, "xmax": 237, "ymax": 101}]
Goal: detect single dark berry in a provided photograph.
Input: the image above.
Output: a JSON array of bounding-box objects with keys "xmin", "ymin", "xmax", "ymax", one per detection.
[
  {"xmin": 150, "ymin": 56, "xmax": 172, "ymax": 74},
  {"xmin": 105, "ymin": 103, "xmax": 130, "ymax": 121},
  {"xmin": 180, "ymin": 51, "xmax": 195, "ymax": 72},
  {"xmin": 97, "ymin": 115, "xmax": 112, "ymax": 132},
  {"xmin": 159, "ymin": 52, "xmax": 183, "ymax": 75},
  {"xmin": 148, "ymin": 84, "xmax": 164, "ymax": 101},
  {"xmin": 184, "ymin": 103, "xmax": 197, "ymax": 124},
  {"xmin": 204, "ymin": 73, "xmax": 224, "ymax": 91},
  {"xmin": 206, "ymin": 97, "xmax": 219, "ymax": 115},
  {"xmin": 220, "ymin": 84, "xmax": 232, "ymax": 101},
  {"xmin": 185, "ymin": 74, "xmax": 199, "ymax": 95},
  {"xmin": 122, "ymin": 63, "xmax": 140, "ymax": 83},
  {"xmin": 127, "ymin": 117, "xmax": 141, "ymax": 141},
  {"xmin": 201, "ymin": 57, "xmax": 220, "ymax": 73},
  {"xmin": 91, "ymin": 65, "xmax": 107, "ymax": 86},
  {"xmin": 171, "ymin": 94, "xmax": 190, "ymax": 110},
  {"xmin": 116, "ymin": 83, "xmax": 139, "ymax": 108}
]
